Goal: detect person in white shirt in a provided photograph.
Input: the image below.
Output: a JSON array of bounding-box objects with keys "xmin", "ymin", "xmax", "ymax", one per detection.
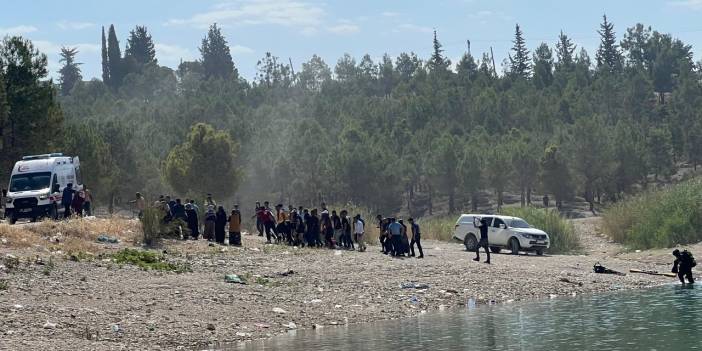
[{"xmin": 353, "ymin": 214, "xmax": 366, "ymax": 252}]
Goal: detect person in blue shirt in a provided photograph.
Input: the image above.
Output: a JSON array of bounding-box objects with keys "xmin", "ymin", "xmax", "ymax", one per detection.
[{"xmin": 387, "ymin": 218, "xmax": 403, "ymax": 257}]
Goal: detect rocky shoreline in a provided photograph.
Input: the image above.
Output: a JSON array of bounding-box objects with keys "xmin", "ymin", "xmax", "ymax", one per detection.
[{"xmin": 0, "ymin": 218, "xmax": 682, "ymax": 350}]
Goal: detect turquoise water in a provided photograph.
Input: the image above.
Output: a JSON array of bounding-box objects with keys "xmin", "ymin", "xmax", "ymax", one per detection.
[{"xmin": 231, "ymin": 285, "xmax": 702, "ymax": 350}]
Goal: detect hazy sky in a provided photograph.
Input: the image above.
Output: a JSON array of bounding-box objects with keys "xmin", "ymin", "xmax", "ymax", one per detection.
[{"xmin": 2, "ymin": 0, "xmax": 702, "ymax": 81}]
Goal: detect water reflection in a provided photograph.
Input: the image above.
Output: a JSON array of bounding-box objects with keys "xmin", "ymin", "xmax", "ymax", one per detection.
[{"xmin": 229, "ymin": 285, "xmax": 701, "ymax": 351}]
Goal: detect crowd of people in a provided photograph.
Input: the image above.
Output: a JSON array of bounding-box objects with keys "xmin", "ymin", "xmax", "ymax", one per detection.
[
  {"xmin": 60, "ymin": 183, "xmax": 94, "ymax": 218},
  {"xmin": 144, "ymin": 196, "xmax": 424, "ymax": 258}
]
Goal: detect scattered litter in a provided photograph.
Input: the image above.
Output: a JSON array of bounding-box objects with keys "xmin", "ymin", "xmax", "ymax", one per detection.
[
  {"xmin": 446, "ymin": 289, "xmax": 459, "ymax": 294},
  {"xmin": 111, "ymin": 324, "xmax": 120, "ymax": 332},
  {"xmin": 334, "ymin": 250, "xmax": 343, "ymax": 256},
  {"xmin": 438, "ymin": 305, "xmax": 448, "ymax": 311},
  {"xmin": 1, "ymin": 238, "xmax": 7, "ymax": 244},
  {"xmin": 549, "ymin": 294, "xmax": 558, "ymax": 299},
  {"xmin": 401, "ymin": 282, "xmax": 430, "ymax": 289},
  {"xmin": 313, "ymin": 324, "xmax": 324, "ymax": 329},
  {"xmin": 225, "ymin": 274, "xmax": 246, "ymax": 284},
  {"xmin": 206, "ymin": 323, "xmax": 216, "ymax": 331},
  {"xmin": 96, "ymin": 235, "xmax": 119, "ymax": 244},
  {"xmin": 254, "ymin": 323, "xmax": 270, "ymax": 328},
  {"xmin": 334, "ymin": 304, "xmax": 342, "ymax": 309},
  {"xmin": 283, "ymin": 322, "xmax": 297, "ymax": 330},
  {"xmin": 409, "ymin": 296, "xmax": 419, "ymax": 304},
  {"xmin": 277, "ymin": 270, "xmax": 295, "ymax": 277},
  {"xmin": 272, "ymin": 307, "xmax": 287, "ymax": 314},
  {"xmin": 12, "ymin": 304, "xmax": 23, "ymax": 309},
  {"xmin": 43, "ymin": 321, "xmax": 57, "ymax": 329},
  {"xmin": 236, "ymin": 332, "xmax": 251, "ymax": 337},
  {"xmin": 559, "ymin": 277, "xmax": 584, "ymax": 286},
  {"xmin": 310, "ymin": 299, "xmax": 322, "ymax": 304}
]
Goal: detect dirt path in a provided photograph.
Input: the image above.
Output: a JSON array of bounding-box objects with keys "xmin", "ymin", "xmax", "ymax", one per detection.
[{"xmin": 0, "ymin": 218, "xmax": 684, "ymax": 350}]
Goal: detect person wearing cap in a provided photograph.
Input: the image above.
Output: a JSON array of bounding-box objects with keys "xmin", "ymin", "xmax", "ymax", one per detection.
[
  {"xmin": 228, "ymin": 205, "xmax": 242, "ymax": 246},
  {"xmin": 408, "ymin": 218, "xmax": 423, "ymax": 258}
]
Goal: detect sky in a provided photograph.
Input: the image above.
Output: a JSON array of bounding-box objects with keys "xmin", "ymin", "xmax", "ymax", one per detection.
[{"xmin": 2, "ymin": 0, "xmax": 702, "ymax": 81}]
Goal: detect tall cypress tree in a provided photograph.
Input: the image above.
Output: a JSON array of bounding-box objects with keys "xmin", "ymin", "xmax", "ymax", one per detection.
[
  {"xmin": 107, "ymin": 24, "xmax": 123, "ymax": 88},
  {"xmin": 428, "ymin": 30, "xmax": 449, "ymax": 72},
  {"xmin": 509, "ymin": 24, "xmax": 531, "ymax": 79},
  {"xmin": 596, "ymin": 14, "xmax": 622, "ymax": 72},
  {"xmin": 125, "ymin": 25, "xmax": 157, "ymax": 66},
  {"xmin": 555, "ymin": 31, "xmax": 576, "ymax": 71},
  {"xmin": 101, "ymin": 26, "xmax": 110, "ymax": 84},
  {"xmin": 199, "ymin": 23, "xmax": 236, "ymax": 79},
  {"xmin": 58, "ymin": 47, "xmax": 82, "ymax": 95}
]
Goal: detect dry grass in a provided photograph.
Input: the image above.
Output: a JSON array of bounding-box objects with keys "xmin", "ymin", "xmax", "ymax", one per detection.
[{"xmin": 0, "ymin": 217, "xmax": 141, "ymax": 255}]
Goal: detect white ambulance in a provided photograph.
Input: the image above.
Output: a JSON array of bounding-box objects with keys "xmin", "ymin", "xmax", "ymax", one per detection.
[{"xmin": 5, "ymin": 153, "xmax": 82, "ymax": 224}]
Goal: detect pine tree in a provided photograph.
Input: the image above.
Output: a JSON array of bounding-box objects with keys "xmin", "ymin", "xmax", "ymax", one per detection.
[
  {"xmin": 596, "ymin": 14, "xmax": 622, "ymax": 72},
  {"xmin": 532, "ymin": 43, "xmax": 553, "ymax": 89},
  {"xmin": 107, "ymin": 24, "xmax": 123, "ymax": 88},
  {"xmin": 58, "ymin": 47, "xmax": 82, "ymax": 95},
  {"xmin": 509, "ymin": 24, "xmax": 531, "ymax": 79},
  {"xmin": 199, "ymin": 23, "xmax": 236, "ymax": 79},
  {"xmin": 428, "ymin": 30, "xmax": 450, "ymax": 72},
  {"xmin": 555, "ymin": 31, "xmax": 576, "ymax": 71},
  {"xmin": 125, "ymin": 26, "xmax": 157, "ymax": 66},
  {"xmin": 101, "ymin": 26, "xmax": 110, "ymax": 84}
]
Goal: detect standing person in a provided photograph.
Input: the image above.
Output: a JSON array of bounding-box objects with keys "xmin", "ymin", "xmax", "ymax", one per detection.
[
  {"xmin": 83, "ymin": 188, "xmax": 93, "ymax": 216},
  {"xmin": 72, "ymin": 190, "xmax": 85, "ymax": 217},
  {"xmin": 252, "ymin": 202, "xmax": 263, "ymax": 236},
  {"xmin": 131, "ymin": 192, "xmax": 146, "ymax": 218},
  {"xmin": 205, "ymin": 194, "xmax": 217, "ymax": 208},
  {"xmin": 301, "ymin": 209, "xmax": 311, "ymax": 247},
  {"xmin": 189, "ymin": 199, "xmax": 199, "ymax": 213},
  {"xmin": 215, "ymin": 206, "xmax": 227, "ymax": 244},
  {"xmin": 398, "ymin": 219, "xmax": 409, "ymax": 256},
  {"xmin": 354, "ymin": 214, "xmax": 366, "ymax": 252},
  {"xmin": 185, "ymin": 204, "xmax": 200, "ymax": 239},
  {"xmin": 166, "ymin": 196, "xmax": 176, "ymax": 217},
  {"xmin": 672, "ymin": 249, "xmax": 696, "ymax": 284},
  {"xmin": 275, "ymin": 204, "xmax": 288, "ymax": 242},
  {"xmin": 332, "ymin": 210, "xmax": 342, "ymax": 248},
  {"xmin": 260, "ymin": 207, "xmax": 277, "ymax": 244},
  {"xmin": 203, "ymin": 206, "xmax": 216, "ymax": 241},
  {"xmin": 289, "ymin": 209, "xmax": 302, "ymax": 246},
  {"xmin": 341, "ymin": 210, "xmax": 354, "ymax": 251},
  {"xmin": 473, "ymin": 217, "xmax": 491, "ymax": 264},
  {"xmin": 543, "ymin": 194, "xmax": 550, "ymax": 208},
  {"xmin": 228, "ymin": 205, "xmax": 242, "ymax": 246},
  {"xmin": 408, "ymin": 218, "xmax": 424, "ymax": 258},
  {"xmin": 376, "ymin": 215, "xmax": 391, "ymax": 254},
  {"xmin": 322, "ymin": 212, "xmax": 334, "ymax": 248},
  {"xmin": 62, "ymin": 183, "xmax": 75, "ymax": 218},
  {"xmin": 387, "ymin": 218, "xmax": 403, "ymax": 257},
  {"xmin": 306, "ymin": 209, "xmax": 320, "ymax": 248},
  {"xmin": 172, "ymin": 199, "xmax": 187, "ymax": 222}
]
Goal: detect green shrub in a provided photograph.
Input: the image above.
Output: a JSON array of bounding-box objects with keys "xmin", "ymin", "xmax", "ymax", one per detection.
[
  {"xmin": 112, "ymin": 248, "xmax": 191, "ymax": 273},
  {"xmin": 603, "ymin": 178, "xmax": 702, "ymax": 249},
  {"xmin": 418, "ymin": 215, "xmax": 457, "ymax": 241},
  {"xmin": 501, "ymin": 206, "xmax": 580, "ymax": 254},
  {"xmin": 140, "ymin": 207, "xmax": 180, "ymax": 246}
]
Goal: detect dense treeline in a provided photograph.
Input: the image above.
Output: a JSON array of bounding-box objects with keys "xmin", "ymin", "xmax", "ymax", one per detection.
[{"xmin": 3, "ymin": 16, "xmax": 702, "ymax": 216}]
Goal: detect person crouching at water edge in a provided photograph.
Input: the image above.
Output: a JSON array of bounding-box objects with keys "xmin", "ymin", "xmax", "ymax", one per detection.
[
  {"xmin": 672, "ymin": 249, "xmax": 696, "ymax": 284},
  {"xmin": 473, "ymin": 216, "xmax": 491, "ymax": 264}
]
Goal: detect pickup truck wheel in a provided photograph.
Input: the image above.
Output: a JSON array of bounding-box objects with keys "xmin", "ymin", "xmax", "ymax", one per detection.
[
  {"xmin": 463, "ymin": 234, "xmax": 478, "ymax": 251},
  {"xmin": 509, "ymin": 238, "xmax": 520, "ymax": 255},
  {"xmin": 8, "ymin": 213, "xmax": 17, "ymax": 225},
  {"xmin": 489, "ymin": 246, "xmax": 501, "ymax": 254},
  {"xmin": 536, "ymin": 249, "xmax": 544, "ymax": 256}
]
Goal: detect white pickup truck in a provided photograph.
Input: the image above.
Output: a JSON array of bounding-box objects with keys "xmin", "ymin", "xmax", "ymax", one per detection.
[{"xmin": 452, "ymin": 214, "xmax": 550, "ymax": 255}]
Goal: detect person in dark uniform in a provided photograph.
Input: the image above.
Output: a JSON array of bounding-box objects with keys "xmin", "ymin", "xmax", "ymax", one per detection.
[
  {"xmin": 672, "ymin": 249, "xmax": 696, "ymax": 284},
  {"xmin": 473, "ymin": 217, "xmax": 491, "ymax": 264},
  {"xmin": 408, "ymin": 218, "xmax": 424, "ymax": 259},
  {"xmin": 376, "ymin": 214, "xmax": 391, "ymax": 254}
]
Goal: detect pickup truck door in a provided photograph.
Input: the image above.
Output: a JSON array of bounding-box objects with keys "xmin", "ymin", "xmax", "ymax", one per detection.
[{"xmin": 491, "ymin": 218, "xmax": 510, "ymax": 246}]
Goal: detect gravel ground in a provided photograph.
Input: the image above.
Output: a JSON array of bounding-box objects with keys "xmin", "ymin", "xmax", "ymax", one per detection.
[{"xmin": 0, "ymin": 218, "xmax": 686, "ymax": 350}]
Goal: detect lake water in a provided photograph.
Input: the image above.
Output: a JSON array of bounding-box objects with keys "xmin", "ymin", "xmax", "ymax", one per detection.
[{"xmin": 231, "ymin": 284, "xmax": 701, "ymax": 351}]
